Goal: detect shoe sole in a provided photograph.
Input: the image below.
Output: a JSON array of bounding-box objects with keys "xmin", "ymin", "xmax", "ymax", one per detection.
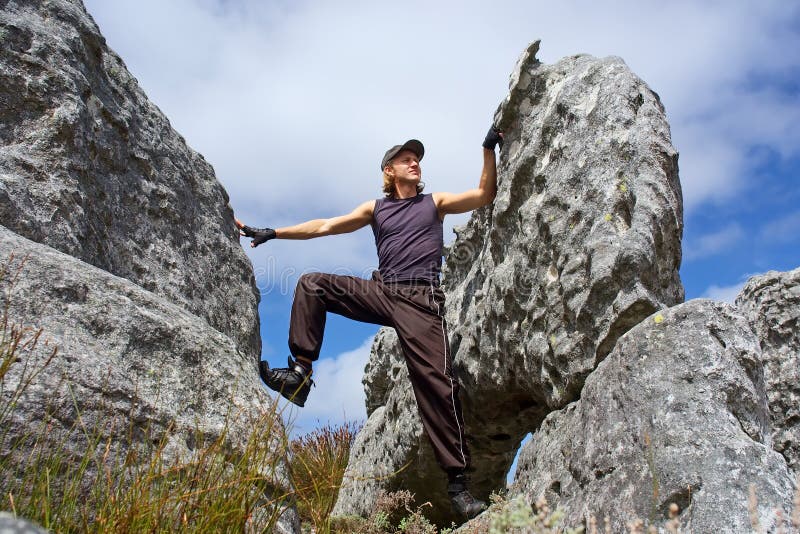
[{"xmin": 278, "ymin": 388, "xmax": 307, "ymax": 407}]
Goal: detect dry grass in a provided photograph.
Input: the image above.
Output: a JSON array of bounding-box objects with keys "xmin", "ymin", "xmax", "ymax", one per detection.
[
  {"xmin": 289, "ymin": 421, "xmax": 361, "ymax": 532},
  {"xmin": 0, "ymin": 254, "xmax": 292, "ymax": 532},
  {"xmin": 329, "ymin": 490, "xmax": 439, "ymax": 534}
]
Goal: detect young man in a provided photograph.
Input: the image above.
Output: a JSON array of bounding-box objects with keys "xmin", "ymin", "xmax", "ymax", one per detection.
[{"xmin": 236, "ymin": 127, "xmax": 502, "ymax": 519}]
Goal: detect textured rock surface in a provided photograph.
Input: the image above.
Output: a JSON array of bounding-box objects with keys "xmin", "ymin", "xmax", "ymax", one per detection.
[
  {"xmin": 0, "ymin": 227, "xmax": 297, "ymax": 534},
  {"xmin": 0, "ymin": 513, "xmax": 48, "ymax": 534},
  {"xmin": 508, "ymin": 300, "xmax": 793, "ymax": 533},
  {"xmin": 336, "ymin": 41, "xmax": 684, "ymax": 523},
  {"xmin": 0, "ymin": 0, "xmax": 260, "ymax": 356},
  {"xmin": 737, "ymin": 267, "xmax": 800, "ymax": 473},
  {"xmin": 447, "ymin": 40, "xmax": 683, "ymax": 487}
]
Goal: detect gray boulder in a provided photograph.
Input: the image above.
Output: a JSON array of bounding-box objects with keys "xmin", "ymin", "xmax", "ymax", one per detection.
[
  {"xmin": 737, "ymin": 267, "xmax": 800, "ymax": 473},
  {"xmin": 0, "ymin": 227, "xmax": 297, "ymax": 534},
  {"xmin": 0, "ymin": 513, "xmax": 48, "ymax": 534},
  {"xmin": 0, "ymin": 0, "xmax": 260, "ymax": 356},
  {"xmin": 335, "ymin": 41, "xmax": 684, "ymax": 524},
  {"xmin": 448, "ymin": 39, "xmax": 683, "ymax": 486},
  {"xmin": 510, "ymin": 300, "xmax": 794, "ymax": 533}
]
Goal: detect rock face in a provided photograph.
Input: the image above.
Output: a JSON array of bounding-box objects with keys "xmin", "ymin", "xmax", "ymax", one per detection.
[
  {"xmin": 737, "ymin": 268, "xmax": 800, "ymax": 473},
  {"xmin": 335, "ymin": 41, "xmax": 684, "ymax": 524},
  {"xmin": 0, "ymin": 0, "xmax": 260, "ymax": 357},
  {"xmin": 510, "ymin": 300, "xmax": 794, "ymax": 533},
  {"xmin": 0, "ymin": 228, "xmax": 297, "ymax": 533},
  {"xmin": 0, "ymin": 1, "xmax": 295, "ymax": 530},
  {"xmin": 0, "ymin": 513, "xmax": 48, "ymax": 534}
]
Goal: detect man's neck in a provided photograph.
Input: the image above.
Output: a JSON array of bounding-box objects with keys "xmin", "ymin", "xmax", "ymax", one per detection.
[{"xmin": 394, "ymin": 183, "xmax": 419, "ymax": 199}]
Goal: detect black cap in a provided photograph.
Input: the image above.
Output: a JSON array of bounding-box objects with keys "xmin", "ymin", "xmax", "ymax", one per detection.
[{"xmin": 380, "ymin": 139, "xmax": 424, "ymax": 171}]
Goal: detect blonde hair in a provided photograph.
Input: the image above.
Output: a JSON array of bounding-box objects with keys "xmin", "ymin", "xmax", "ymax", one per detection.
[{"xmin": 382, "ymin": 171, "xmax": 425, "ymax": 198}]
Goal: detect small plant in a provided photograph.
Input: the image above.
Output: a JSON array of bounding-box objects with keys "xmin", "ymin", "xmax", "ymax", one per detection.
[
  {"xmin": 329, "ymin": 490, "xmax": 439, "ymax": 534},
  {"xmin": 467, "ymin": 492, "xmax": 583, "ymax": 534},
  {"xmin": 289, "ymin": 420, "xmax": 361, "ymax": 532},
  {"xmin": 397, "ymin": 505, "xmax": 437, "ymax": 534}
]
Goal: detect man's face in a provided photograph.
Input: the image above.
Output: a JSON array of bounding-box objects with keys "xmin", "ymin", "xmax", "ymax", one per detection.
[{"xmin": 386, "ymin": 150, "xmax": 422, "ymax": 183}]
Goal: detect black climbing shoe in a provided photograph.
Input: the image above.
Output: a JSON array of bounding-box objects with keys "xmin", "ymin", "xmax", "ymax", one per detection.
[
  {"xmin": 448, "ymin": 475, "xmax": 487, "ymax": 520},
  {"xmin": 260, "ymin": 356, "xmax": 313, "ymax": 407}
]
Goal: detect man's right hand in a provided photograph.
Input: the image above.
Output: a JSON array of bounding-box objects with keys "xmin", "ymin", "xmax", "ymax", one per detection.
[{"xmin": 236, "ymin": 219, "xmax": 277, "ymax": 248}]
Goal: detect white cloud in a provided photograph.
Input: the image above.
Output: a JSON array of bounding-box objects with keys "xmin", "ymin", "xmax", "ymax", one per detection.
[
  {"xmin": 83, "ymin": 0, "xmax": 800, "ymax": 252},
  {"xmin": 700, "ymin": 279, "xmax": 753, "ymax": 304},
  {"xmin": 760, "ymin": 211, "xmax": 800, "ymax": 244},
  {"xmin": 279, "ymin": 335, "xmax": 374, "ymax": 436},
  {"xmin": 683, "ymin": 223, "xmax": 745, "ymax": 261}
]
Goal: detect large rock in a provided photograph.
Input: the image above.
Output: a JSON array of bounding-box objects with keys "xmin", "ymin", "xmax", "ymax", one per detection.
[
  {"xmin": 336, "ymin": 41, "xmax": 684, "ymax": 523},
  {"xmin": 0, "ymin": 227, "xmax": 297, "ymax": 534},
  {"xmin": 509, "ymin": 300, "xmax": 793, "ymax": 533},
  {"xmin": 0, "ymin": 513, "xmax": 48, "ymax": 534},
  {"xmin": 737, "ymin": 267, "xmax": 800, "ymax": 473},
  {"xmin": 0, "ymin": 0, "xmax": 260, "ymax": 356}
]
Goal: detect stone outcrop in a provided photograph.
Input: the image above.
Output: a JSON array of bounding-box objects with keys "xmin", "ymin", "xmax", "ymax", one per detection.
[
  {"xmin": 510, "ymin": 300, "xmax": 794, "ymax": 532},
  {"xmin": 335, "ymin": 41, "xmax": 684, "ymax": 524},
  {"xmin": 737, "ymin": 268, "xmax": 800, "ymax": 473},
  {"xmin": 0, "ymin": 0, "xmax": 260, "ymax": 357},
  {"xmin": 6, "ymin": 3, "xmax": 793, "ymax": 530},
  {"xmin": 0, "ymin": 1, "xmax": 295, "ymax": 530},
  {"xmin": 0, "ymin": 228, "xmax": 297, "ymax": 533}
]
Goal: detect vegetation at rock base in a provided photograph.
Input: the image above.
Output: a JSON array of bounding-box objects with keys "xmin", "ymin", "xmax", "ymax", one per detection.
[
  {"xmin": 4, "ymin": 253, "xmax": 800, "ymax": 533},
  {"xmin": 289, "ymin": 421, "xmax": 361, "ymax": 532},
  {"xmin": 328, "ymin": 490, "xmax": 585, "ymax": 534},
  {"xmin": 0, "ymin": 255, "xmax": 291, "ymax": 532}
]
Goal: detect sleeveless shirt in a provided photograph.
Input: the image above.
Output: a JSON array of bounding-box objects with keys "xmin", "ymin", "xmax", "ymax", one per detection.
[{"xmin": 370, "ymin": 193, "xmax": 444, "ymax": 283}]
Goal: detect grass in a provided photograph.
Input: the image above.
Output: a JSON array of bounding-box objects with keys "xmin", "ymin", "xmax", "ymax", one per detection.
[
  {"xmin": 288, "ymin": 421, "xmax": 361, "ymax": 533},
  {"xmin": 2, "ymin": 402, "xmax": 292, "ymax": 532},
  {"xmin": 0, "ymin": 254, "xmax": 293, "ymax": 532}
]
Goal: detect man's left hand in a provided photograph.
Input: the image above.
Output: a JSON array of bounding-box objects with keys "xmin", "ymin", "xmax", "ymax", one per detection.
[{"xmin": 482, "ymin": 126, "xmax": 504, "ymax": 151}]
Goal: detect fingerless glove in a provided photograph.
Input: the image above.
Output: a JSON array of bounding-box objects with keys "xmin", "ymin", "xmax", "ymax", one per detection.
[
  {"xmin": 482, "ymin": 126, "xmax": 503, "ymax": 150},
  {"xmin": 240, "ymin": 225, "xmax": 276, "ymax": 247}
]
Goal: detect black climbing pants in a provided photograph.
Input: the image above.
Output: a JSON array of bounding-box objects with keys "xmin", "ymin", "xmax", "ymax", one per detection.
[{"xmin": 288, "ymin": 271, "xmax": 470, "ymax": 473}]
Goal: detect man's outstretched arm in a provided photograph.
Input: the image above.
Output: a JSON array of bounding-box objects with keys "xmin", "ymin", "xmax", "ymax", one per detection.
[
  {"xmin": 236, "ymin": 200, "xmax": 375, "ymax": 247},
  {"xmin": 433, "ymin": 126, "xmax": 502, "ymax": 217}
]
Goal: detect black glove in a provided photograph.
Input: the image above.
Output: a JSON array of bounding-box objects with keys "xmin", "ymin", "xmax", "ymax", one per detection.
[
  {"xmin": 482, "ymin": 125, "xmax": 503, "ymax": 151},
  {"xmin": 239, "ymin": 223, "xmax": 276, "ymax": 247}
]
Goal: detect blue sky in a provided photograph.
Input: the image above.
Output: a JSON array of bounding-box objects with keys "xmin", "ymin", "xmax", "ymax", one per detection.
[{"xmin": 83, "ymin": 0, "xmax": 799, "ymax": 436}]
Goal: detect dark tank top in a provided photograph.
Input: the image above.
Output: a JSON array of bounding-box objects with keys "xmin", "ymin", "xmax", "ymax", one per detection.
[{"xmin": 371, "ymin": 193, "xmax": 443, "ymax": 283}]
